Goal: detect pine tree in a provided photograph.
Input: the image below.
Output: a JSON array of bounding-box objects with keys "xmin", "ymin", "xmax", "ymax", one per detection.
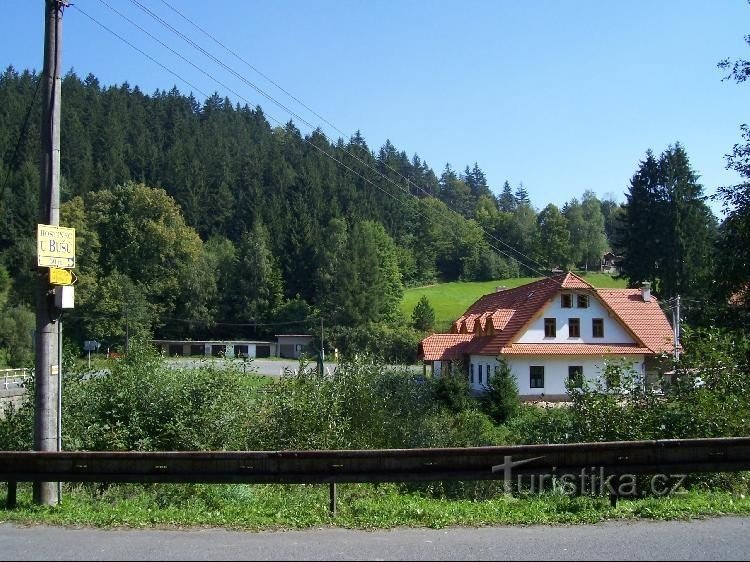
[
  {"xmin": 497, "ymin": 180, "xmax": 517, "ymax": 212},
  {"xmin": 514, "ymin": 182, "xmax": 530, "ymax": 205},
  {"xmin": 621, "ymin": 145, "xmax": 716, "ymax": 299},
  {"xmin": 480, "ymin": 359, "xmax": 520, "ymax": 424},
  {"xmin": 412, "ymin": 295, "xmax": 436, "ymax": 332}
]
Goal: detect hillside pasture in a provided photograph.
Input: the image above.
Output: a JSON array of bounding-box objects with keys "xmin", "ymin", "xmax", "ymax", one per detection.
[{"xmin": 401, "ymin": 274, "xmax": 627, "ymax": 332}]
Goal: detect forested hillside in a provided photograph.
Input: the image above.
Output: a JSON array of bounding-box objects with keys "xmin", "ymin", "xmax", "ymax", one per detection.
[{"xmin": 0, "ymin": 66, "xmax": 740, "ymax": 364}]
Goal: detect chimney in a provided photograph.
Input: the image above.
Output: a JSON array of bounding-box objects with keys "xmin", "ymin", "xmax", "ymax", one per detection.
[{"xmin": 641, "ymin": 282, "xmax": 651, "ymax": 302}]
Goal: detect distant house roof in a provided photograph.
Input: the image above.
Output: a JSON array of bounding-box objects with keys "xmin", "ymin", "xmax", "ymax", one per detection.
[{"xmin": 418, "ymin": 272, "xmax": 675, "ymax": 362}]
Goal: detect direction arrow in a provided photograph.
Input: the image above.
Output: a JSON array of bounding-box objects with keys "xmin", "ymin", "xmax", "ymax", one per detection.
[{"xmin": 49, "ymin": 267, "xmax": 73, "ymax": 285}]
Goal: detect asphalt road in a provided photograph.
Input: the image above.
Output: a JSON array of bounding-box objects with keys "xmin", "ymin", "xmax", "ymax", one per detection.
[{"xmin": 2, "ymin": 517, "xmax": 749, "ymax": 560}]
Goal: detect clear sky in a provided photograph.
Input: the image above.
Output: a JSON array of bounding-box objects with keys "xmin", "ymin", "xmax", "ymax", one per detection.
[{"xmin": 2, "ymin": 0, "xmax": 748, "ymax": 216}]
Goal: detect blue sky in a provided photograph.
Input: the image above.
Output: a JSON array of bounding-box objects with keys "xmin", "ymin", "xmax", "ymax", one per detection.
[{"xmin": 2, "ymin": 0, "xmax": 748, "ymax": 216}]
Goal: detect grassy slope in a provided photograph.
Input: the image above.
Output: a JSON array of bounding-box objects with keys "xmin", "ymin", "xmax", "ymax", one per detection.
[{"xmin": 401, "ymin": 274, "xmax": 628, "ymax": 331}]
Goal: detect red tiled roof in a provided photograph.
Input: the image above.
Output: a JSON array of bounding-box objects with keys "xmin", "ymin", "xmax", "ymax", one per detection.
[
  {"xmin": 419, "ymin": 272, "xmax": 675, "ymax": 360},
  {"xmin": 596, "ymin": 289, "xmax": 675, "ymax": 354},
  {"xmin": 418, "ymin": 333, "xmax": 477, "ymax": 361},
  {"xmin": 559, "ymin": 271, "xmax": 594, "ymax": 289}
]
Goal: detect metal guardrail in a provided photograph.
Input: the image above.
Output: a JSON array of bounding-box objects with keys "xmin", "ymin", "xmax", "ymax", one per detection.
[
  {"xmin": 1, "ymin": 368, "xmax": 31, "ymax": 391},
  {"xmin": 3, "ymin": 437, "xmax": 750, "ymax": 511}
]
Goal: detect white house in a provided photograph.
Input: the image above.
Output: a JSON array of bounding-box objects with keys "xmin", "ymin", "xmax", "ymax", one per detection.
[{"xmin": 418, "ymin": 272, "xmax": 675, "ymax": 400}]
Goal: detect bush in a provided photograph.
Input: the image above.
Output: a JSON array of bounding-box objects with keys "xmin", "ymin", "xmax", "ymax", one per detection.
[
  {"xmin": 432, "ymin": 368, "xmax": 473, "ymax": 414},
  {"xmin": 329, "ymin": 322, "xmax": 422, "ymax": 364},
  {"xmin": 505, "ymin": 405, "xmax": 577, "ymax": 445},
  {"xmin": 62, "ymin": 337, "xmax": 256, "ymax": 451},
  {"xmin": 480, "ymin": 359, "xmax": 520, "ymax": 424}
]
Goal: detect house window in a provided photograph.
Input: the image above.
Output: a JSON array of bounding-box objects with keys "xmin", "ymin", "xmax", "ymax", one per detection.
[
  {"xmin": 530, "ymin": 366, "xmax": 544, "ymax": 389},
  {"xmin": 544, "ymin": 318, "xmax": 556, "ymax": 338},
  {"xmin": 568, "ymin": 318, "xmax": 580, "ymax": 338},
  {"xmin": 486, "ymin": 364, "xmax": 491, "ymax": 384},
  {"xmin": 577, "ymin": 294, "xmax": 589, "ymax": 308},
  {"xmin": 561, "ymin": 294, "xmax": 573, "ymax": 308},
  {"xmin": 592, "ymin": 318, "xmax": 604, "ymax": 338},
  {"xmin": 568, "ymin": 365, "xmax": 583, "ymax": 388},
  {"xmin": 478, "ymin": 364, "xmax": 483, "ymax": 384},
  {"xmin": 470, "ymin": 363, "xmax": 474, "ymax": 384}
]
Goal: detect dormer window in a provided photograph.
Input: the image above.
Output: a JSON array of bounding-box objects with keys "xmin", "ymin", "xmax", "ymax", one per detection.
[
  {"xmin": 577, "ymin": 294, "xmax": 589, "ymax": 308},
  {"xmin": 561, "ymin": 294, "xmax": 573, "ymax": 308}
]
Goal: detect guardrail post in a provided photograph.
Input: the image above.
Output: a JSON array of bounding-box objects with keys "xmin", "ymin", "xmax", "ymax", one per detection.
[
  {"xmin": 6, "ymin": 481, "xmax": 17, "ymax": 509},
  {"xmin": 329, "ymin": 482, "xmax": 337, "ymax": 516},
  {"xmin": 609, "ymin": 492, "xmax": 618, "ymax": 508}
]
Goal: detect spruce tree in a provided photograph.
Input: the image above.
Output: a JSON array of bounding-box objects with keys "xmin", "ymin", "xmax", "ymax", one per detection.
[
  {"xmin": 480, "ymin": 359, "xmax": 520, "ymax": 424},
  {"xmin": 412, "ymin": 295, "xmax": 436, "ymax": 332}
]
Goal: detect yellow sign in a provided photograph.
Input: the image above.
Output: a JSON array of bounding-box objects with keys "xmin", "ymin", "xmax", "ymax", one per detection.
[
  {"xmin": 37, "ymin": 224, "xmax": 75, "ymax": 268},
  {"xmin": 49, "ymin": 267, "xmax": 73, "ymax": 285}
]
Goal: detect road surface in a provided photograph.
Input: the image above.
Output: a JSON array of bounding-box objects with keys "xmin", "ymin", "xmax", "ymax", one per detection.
[{"xmin": 1, "ymin": 517, "xmax": 749, "ymax": 560}]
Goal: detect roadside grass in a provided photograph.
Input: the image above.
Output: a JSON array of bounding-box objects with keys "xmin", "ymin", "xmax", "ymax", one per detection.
[
  {"xmin": 2, "ymin": 483, "xmax": 749, "ymax": 530},
  {"xmin": 401, "ymin": 273, "xmax": 627, "ymax": 331}
]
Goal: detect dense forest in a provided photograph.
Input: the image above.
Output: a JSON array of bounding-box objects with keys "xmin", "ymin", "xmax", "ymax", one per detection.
[{"xmin": 0, "ymin": 66, "xmax": 747, "ymax": 365}]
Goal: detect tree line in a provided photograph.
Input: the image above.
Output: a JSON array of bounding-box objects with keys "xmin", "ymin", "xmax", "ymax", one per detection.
[{"xmin": 0, "ymin": 64, "xmax": 745, "ymax": 364}]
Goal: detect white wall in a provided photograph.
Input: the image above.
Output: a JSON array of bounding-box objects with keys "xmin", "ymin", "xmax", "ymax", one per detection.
[
  {"xmin": 468, "ymin": 354, "xmax": 645, "ymax": 396},
  {"xmin": 517, "ymin": 291, "xmax": 634, "ymax": 344}
]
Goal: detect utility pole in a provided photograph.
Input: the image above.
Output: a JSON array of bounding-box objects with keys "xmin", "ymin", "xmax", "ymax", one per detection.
[
  {"xmin": 34, "ymin": 0, "xmax": 68, "ymax": 506},
  {"xmin": 673, "ymin": 294, "xmax": 681, "ymax": 362},
  {"xmin": 320, "ymin": 317, "xmax": 324, "ymax": 362}
]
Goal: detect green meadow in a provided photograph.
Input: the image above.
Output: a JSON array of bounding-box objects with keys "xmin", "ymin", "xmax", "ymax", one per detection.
[{"xmin": 401, "ymin": 273, "xmax": 627, "ymax": 331}]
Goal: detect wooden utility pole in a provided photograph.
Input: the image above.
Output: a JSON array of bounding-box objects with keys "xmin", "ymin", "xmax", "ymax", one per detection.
[{"xmin": 34, "ymin": 0, "xmax": 67, "ymax": 506}]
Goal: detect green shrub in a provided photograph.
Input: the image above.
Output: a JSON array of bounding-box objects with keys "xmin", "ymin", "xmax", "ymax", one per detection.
[
  {"xmin": 505, "ymin": 404, "xmax": 577, "ymax": 444},
  {"xmin": 432, "ymin": 369, "xmax": 473, "ymax": 414},
  {"xmin": 480, "ymin": 359, "xmax": 520, "ymax": 424},
  {"xmin": 62, "ymin": 337, "xmax": 256, "ymax": 451}
]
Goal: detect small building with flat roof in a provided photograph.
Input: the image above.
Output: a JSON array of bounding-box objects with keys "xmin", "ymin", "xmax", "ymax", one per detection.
[
  {"xmin": 153, "ymin": 340, "xmax": 275, "ymax": 359},
  {"xmin": 276, "ymin": 334, "xmax": 314, "ymax": 359}
]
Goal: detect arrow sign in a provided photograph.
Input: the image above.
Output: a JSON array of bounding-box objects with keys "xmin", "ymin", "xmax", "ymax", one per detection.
[{"xmin": 49, "ymin": 267, "xmax": 74, "ymax": 286}]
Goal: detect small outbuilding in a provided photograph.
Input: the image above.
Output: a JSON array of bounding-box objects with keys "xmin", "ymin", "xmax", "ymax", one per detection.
[{"xmin": 276, "ymin": 334, "xmax": 314, "ymax": 359}]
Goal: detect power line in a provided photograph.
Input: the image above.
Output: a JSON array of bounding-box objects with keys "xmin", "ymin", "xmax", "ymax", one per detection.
[
  {"xmin": 114, "ymin": 0, "xmax": 551, "ymax": 277},
  {"xmin": 72, "ymin": 5, "xmax": 210, "ymax": 98}
]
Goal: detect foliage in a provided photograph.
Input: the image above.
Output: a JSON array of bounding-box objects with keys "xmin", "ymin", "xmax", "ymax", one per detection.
[
  {"xmin": 0, "ymin": 303, "xmax": 35, "ymax": 367},
  {"xmin": 560, "ymin": 327, "xmax": 750, "ymax": 443},
  {"xmin": 432, "ymin": 367, "xmax": 473, "ymax": 414},
  {"xmin": 328, "ymin": 322, "xmax": 421, "ymax": 364},
  {"xmin": 505, "ymin": 404, "xmax": 577, "ymax": 445},
  {"xmin": 716, "ymin": 33, "xmax": 750, "ymax": 313},
  {"xmin": 248, "ymin": 356, "xmax": 501, "ymax": 451},
  {"xmin": 535, "ymin": 203, "xmax": 571, "ymax": 270},
  {"xmin": 62, "ymin": 337, "xmax": 257, "ymax": 451},
  {"xmin": 411, "ymin": 295, "xmax": 436, "ymax": 332},
  {"xmin": 4, "ymin": 482, "xmax": 750, "ymax": 530},
  {"xmin": 479, "ymin": 359, "xmax": 521, "ymax": 424},
  {"xmin": 566, "ymin": 359, "xmax": 666, "ymax": 442},
  {"xmin": 0, "ymin": 67, "xmax": 636, "ymax": 356},
  {"xmin": 620, "ymin": 145, "xmax": 717, "ymax": 300},
  {"xmin": 0, "ymin": 374, "xmax": 35, "ymax": 451}
]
